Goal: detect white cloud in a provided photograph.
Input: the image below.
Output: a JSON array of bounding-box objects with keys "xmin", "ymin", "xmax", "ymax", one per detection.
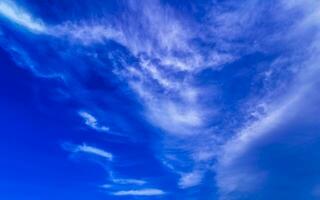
[
  {"xmin": 178, "ymin": 170, "xmax": 203, "ymax": 189},
  {"xmin": 214, "ymin": 1, "xmax": 320, "ymax": 195},
  {"xmin": 45, "ymin": 0, "xmax": 233, "ymax": 71},
  {"xmin": 216, "ymin": 166, "xmax": 266, "ymax": 196},
  {"xmin": 78, "ymin": 111, "xmax": 109, "ymax": 132},
  {"xmin": 6, "ymin": 0, "xmax": 320, "ymax": 196},
  {"xmin": 145, "ymin": 99, "xmax": 205, "ymax": 135},
  {"xmin": 219, "ymin": 96, "xmax": 298, "ymax": 167},
  {"xmin": 112, "ymin": 189, "xmax": 165, "ymax": 196},
  {"xmin": 0, "ymin": 0, "xmax": 46, "ymax": 32},
  {"xmin": 68, "ymin": 143, "xmax": 113, "ymax": 161},
  {"xmin": 215, "ymin": 83, "xmax": 312, "ymax": 195},
  {"xmin": 100, "ymin": 177, "xmax": 147, "ymax": 189},
  {"xmin": 51, "ymin": 22, "xmax": 123, "ymax": 45},
  {"xmin": 0, "ymin": 0, "xmax": 222, "ymax": 138},
  {"xmin": 112, "ymin": 178, "xmax": 146, "ymax": 185},
  {"xmin": 0, "ymin": 1, "xmax": 212, "ymax": 188}
]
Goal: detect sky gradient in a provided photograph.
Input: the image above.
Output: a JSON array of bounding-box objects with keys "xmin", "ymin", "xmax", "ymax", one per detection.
[{"xmin": 1, "ymin": 0, "xmax": 320, "ymax": 199}]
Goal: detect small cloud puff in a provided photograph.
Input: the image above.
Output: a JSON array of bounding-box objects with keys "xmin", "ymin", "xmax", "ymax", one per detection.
[{"xmin": 78, "ymin": 111, "xmax": 109, "ymax": 132}]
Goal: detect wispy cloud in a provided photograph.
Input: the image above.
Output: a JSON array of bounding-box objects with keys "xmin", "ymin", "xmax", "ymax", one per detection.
[
  {"xmin": 78, "ymin": 111, "xmax": 109, "ymax": 132},
  {"xmin": 178, "ymin": 170, "xmax": 203, "ymax": 189},
  {"xmin": 112, "ymin": 189, "xmax": 165, "ymax": 196},
  {"xmin": 65, "ymin": 143, "xmax": 113, "ymax": 161},
  {"xmin": 52, "ymin": 22, "xmax": 123, "ymax": 45},
  {"xmin": 112, "ymin": 178, "xmax": 146, "ymax": 185},
  {"xmin": 215, "ymin": 1, "xmax": 320, "ymax": 196},
  {"xmin": 0, "ymin": 0, "xmax": 46, "ymax": 32},
  {"xmin": 100, "ymin": 178, "xmax": 147, "ymax": 189},
  {"xmin": 215, "ymin": 83, "xmax": 312, "ymax": 195},
  {"xmin": 4, "ymin": 0, "xmax": 320, "ymax": 197}
]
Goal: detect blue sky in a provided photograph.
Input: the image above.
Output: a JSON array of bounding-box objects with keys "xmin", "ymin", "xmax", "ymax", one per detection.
[{"xmin": 1, "ymin": 0, "xmax": 320, "ymax": 199}]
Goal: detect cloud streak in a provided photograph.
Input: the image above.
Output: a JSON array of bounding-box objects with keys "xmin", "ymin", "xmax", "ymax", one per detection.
[
  {"xmin": 0, "ymin": 0, "xmax": 46, "ymax": 32},
  {"xmin": 215, "ymin": 0, "xmax": 320, "ymax": 196},
  {"xmin": 112, "ymin": 178, "xmax": 146, "ymax": 185},
  {"xmin": 112, "ymin": 189, "xmax": 165, "ymax": 196},
  {"xmin": 65, "ymin": 143, "xmax": 113, "ymax": 161}
]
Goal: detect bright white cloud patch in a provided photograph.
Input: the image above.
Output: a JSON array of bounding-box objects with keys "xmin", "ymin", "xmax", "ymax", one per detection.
[
  {"xmin": 112, "ymin": 189, "xmax": 165, "ymax": 196},
  {"xmin": 0, "ymin": 0, "xmax": 46, "ymax": 32},
  {"xmin": 70, "ymin": 143, "xmax": 113, "ymax": 161},
  {"xmin": 78, "ymin": 111, "xmax": 109, "ymax": 132}
]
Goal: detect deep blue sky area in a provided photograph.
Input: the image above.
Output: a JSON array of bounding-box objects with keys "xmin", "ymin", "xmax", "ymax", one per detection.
[{"xmin": 1, "ymin": 0, "xmax": 320, "ymax": 199}]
